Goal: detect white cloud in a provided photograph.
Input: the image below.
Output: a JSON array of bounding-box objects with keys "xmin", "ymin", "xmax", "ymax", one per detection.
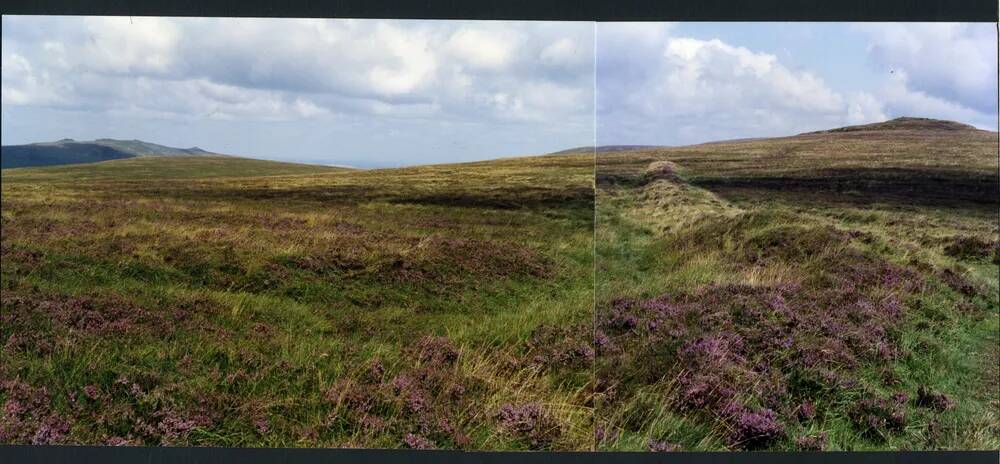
[
  {"xmin": 366, "ymin": 23, "xmax": 437, "ymax": 96},
  {"xmin": 597, "ymin": 23, "xmax": 996, "ymax": 145},
  {"xmin": 653, "ymin": 38, "xmax": 845, "ymax": 114},
  {"xmin": 846, "ymin": 23, "xmax": 998, "ymax": 130},
  {"xmin": 1, "ymin": 52, "xmax": 68, "ymax": 105},
  {"xmin": 877, "ymin": 70, "xmax": 990, "ymax": 128},
  {"xmin": 446, "ymin": 27, "xmax": 519, "ymax": 71},
  {"xmin": 540, "ymin": 37, "xmax": 585, "ymax": 67},
  {"xmin": 79, "ymin": 17, "xmax": 180, "ymax": 75},
  {"xmin": 598, "ymin": 26, "xmax": 887, "ymax": 145},
  {"xmin": 2, "ymin": 17, "xmax": 593, "ymax": 127},
  {"xmin": 845, "ymin": 92, "xmax": 887, "ymax": 124},
  {"xmin": 854, "ymin": 23, "xmax": 997, "ymax": 115}
]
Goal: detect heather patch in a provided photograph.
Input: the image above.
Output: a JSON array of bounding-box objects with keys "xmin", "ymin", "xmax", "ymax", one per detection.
[
  {"xmin": 495, "ymin": 403, "xmax": 562, "ymax": 449},
  {"xmin": 1, "ymin": 291, "xmax": 210, "ymax": 342},
  {"xmin": 596, "ymin": 246, "xmax": 928, "ymax": 449},
  {"xmin": 0, "ymin": 366, "xmax": 222, "ymax": 446},
  {"xmin": 279, "ymin": 235, "xmax": 553, "ymax": 292},
  {"xmin": 943, "ymin": 235, "xmax": 999, "ymax": 263},
  {"xmin": 387, "ymin": 236, "xmax": 554, "ymax": 285},
  {"xmin": 317, "ymin": 334, "xmax": 581, "ymax": 450},
  {"xmin": 522, "ymin": 324, "xmax": 595, "ymax": 372},
  {"xmin": 0, "ymin": 379, "xmax": 72, "ymax": 444},
  {"xmin": 915, "ymin": 386, "xmax": 955, "ymax": 412},
  {"xmin": 322, "ymin": 336, "xmax": 476, "ymax": 449},
  {"xmin": 281, "ymin": 246, "xmax": 369, "ymax": 275},
  {"xmin": 936, "ymin": 268, "xmax": 986, "ymax": 297},
  {"xmin": 794, "ymin": 432, "xmax": 827, "ymax": 451},
  {"xmin": 646, "ymin": 438, "xmax": 680, "ymax": 451},
  {"xmin": 848, "ymin": 393, "xmax": 908, "ymax": 439},
  {"xmin": 594, "ymin": 423, "xmax": 620, "ymax": 446},
  {"xmin": 0, "ymin": 243, "xmax": 46, "ymax": 275},
  {"xmin": 728, "ymin": 406, "xmax": 785, "ymax": 449}
]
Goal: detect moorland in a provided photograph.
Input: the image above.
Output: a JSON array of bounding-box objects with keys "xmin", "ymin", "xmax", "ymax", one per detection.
[
  {"xmin": 3, "ymin": 116, "xmax": 997, "ymax": 452},
  {"xmin": 595, "ymin": 117, "xmax": 999, "ymax": 451},
  {"xmin": 1, "ymin": 153, "xmax": 595, "ymax": 449}
]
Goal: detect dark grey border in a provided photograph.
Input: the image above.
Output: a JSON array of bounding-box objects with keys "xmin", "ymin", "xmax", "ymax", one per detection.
[
  {"xmin": 0, "ymin": 0, "xmax": 997, "ymax": 21},
  {"xmin": 3, "ymin": 447, "xmax": 1000, "ymax": 464},
  {"xmin": 0, "ymin": 446, "xmax": 1000, "ymax": 464}
]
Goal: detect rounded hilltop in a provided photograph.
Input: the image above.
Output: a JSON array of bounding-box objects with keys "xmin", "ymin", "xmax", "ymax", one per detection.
[{"xmin": 808, "ymin": 117, "xmax": 985, "ymax": 134}]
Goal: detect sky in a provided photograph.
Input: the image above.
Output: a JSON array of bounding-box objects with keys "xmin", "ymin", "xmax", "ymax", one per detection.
[
  {"xmin": 598, "ymin": 22, "xmax": 999, "ymax": 146},
  {"xmin": 1, "ymin": 17, "xmax": 595, "ymax": 167},
  {"xmin": 3, "ymin": 19, "xmax": 997, "ymax": 166}
]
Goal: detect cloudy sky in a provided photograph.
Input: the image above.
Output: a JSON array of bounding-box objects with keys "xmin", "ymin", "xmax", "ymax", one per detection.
[
  {"xmin": 4, "ymin": 19, "xmax": 997, "ymax": 165},
  {"xmin": 1, "ymin": 17, "xmax": 595, "ymax": 167},
  {"xmin": 597, "ymin": 22, "xmax": 999, "ymax": 146}
]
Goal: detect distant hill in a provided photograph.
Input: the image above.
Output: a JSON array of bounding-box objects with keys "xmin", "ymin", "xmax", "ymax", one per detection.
[
  {"xmin": 801, "ymin": 116, "xmax": 984, "ymax": 134},
  {"xmin": 549, "ymin": 145, "xmax": 667, "ymax": 155},
  {"xmin": 1, "ymin": 156, "xmax": 347, "ymax": 183},
  {"xmin": 1, "ymin": 138, "xmax": 222, "ymax": 169}
]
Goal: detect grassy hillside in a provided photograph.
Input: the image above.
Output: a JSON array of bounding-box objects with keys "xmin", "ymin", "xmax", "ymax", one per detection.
[
  {"xmin": 595, "ymin": 118, "xmax": 999, "ymax": 451},
  {"xmin": 1, "ymin": 139, "xmax": 220, "ymax": 169},
  {"xmin": 1, "ymin": 154, "xmax": 595, "ymax": 449}
]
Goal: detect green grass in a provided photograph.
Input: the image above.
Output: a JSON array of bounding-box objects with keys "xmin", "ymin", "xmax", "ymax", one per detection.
[{"xmin": 1, "ymin": 154, "xmax": 594, "ymax": 449}]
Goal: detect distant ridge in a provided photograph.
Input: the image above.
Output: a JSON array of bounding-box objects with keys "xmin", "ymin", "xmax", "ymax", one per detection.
[
  {"xmin": 550, "ymin": 145, "xmax": 667, "ymax": 155},
  {"xmin": 1, "ymin": 138, "xmax": 223, "ymax": 169},
  {"xmin": 802, "ymin": 117, "xmax": 984, "ymax": 135}
]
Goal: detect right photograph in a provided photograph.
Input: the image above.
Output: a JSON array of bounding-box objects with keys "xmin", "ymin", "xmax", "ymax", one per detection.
[{"xmin": 594, "ymin": 22, "xmax": 999, "ymax": 452}]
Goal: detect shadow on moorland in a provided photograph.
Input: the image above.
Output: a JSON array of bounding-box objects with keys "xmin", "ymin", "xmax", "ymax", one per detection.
[
  {"xmin": 106, "ymin": 183, "xmax": 595, "ymax": 214},
  {"xmin": 693, "ymin": 167, "xmax": 999, "ymax": 209}
]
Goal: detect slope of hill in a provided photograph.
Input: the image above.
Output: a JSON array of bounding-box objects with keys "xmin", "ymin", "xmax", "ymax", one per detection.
[
  {"xmin": 1, "ymin": 138, "xmax": 222, "ymax": 169},
  {"xmin": 1, "ymin": 156, "xmax": 346, "ymax": 183},
  {"xmin": 0, "ymin": 153, "xmax": 594, "ymax": 449},
  {"xmin": 596, "ymin": 117, "xmax": 999, "ymax": 451}
]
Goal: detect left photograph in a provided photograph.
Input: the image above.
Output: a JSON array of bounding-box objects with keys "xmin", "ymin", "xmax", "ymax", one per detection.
[{"xmin": 1, "ymin": 16, "xmax": 596, "ymax": 449}]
